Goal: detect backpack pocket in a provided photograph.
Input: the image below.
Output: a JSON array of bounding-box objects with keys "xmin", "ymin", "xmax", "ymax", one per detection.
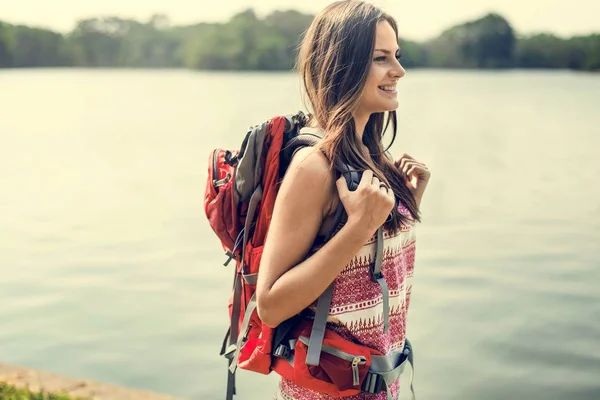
[
  {"xmin": 292, "ymin": 331, "xmax": 373, "ymax": 397},
  {"xmin": 204, "ymin": 149, "xmax": 240, "ymax": 252}
]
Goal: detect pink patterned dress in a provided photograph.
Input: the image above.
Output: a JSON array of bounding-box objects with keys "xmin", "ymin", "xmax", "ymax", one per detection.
[{"xmin": 275, "ymin": 203, "xmax": 417, "ymax": 400}]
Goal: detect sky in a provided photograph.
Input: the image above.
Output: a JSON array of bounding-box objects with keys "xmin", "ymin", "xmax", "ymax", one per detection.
[{"xmin": 1, "ymin": 0, "xmax": 598, "ymax": 40}]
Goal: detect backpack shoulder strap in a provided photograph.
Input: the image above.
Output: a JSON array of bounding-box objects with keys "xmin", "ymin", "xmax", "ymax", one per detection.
[{"xmin": 280, "ymin": 126, "xmax": 322, "ymax": 167}]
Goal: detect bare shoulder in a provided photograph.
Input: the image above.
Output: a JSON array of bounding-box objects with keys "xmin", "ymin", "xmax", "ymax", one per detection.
[
  {"xmin": 286, "ymin": 146, "xmax": 333, "ymax": 181},
  {"xmin": 279, "ymin": 146, "xmax": 336, "ymax": 216}
]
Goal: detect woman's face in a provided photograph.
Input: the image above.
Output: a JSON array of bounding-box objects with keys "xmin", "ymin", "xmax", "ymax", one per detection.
[{"xmin": 356, "ymin": 20, "xmax": 405, "ymax": 116}]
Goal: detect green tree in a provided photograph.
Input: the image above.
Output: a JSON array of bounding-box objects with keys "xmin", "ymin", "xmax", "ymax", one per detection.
[
  {"xmin": 399, "ymin": 39, "xmax": 428, "ymax": 68},
  {"xmin": 185, "ymin": 9, "xmax": 291, "ymax": 70},
  {"xmin": 515, "ymin": 34, "xmax": 570, "ymax": 68},
  {"xmin": 568, "ymin": 34, "xmax": 600, "ymax": 70},
  {"xmin": 2, "ymin": 24, "xmax": 70, "ymax": 67},
  {"xmin": 67, "ymin": 18, "xmax": 124, "ymax": 66},
  {"xmin": 0, "ymin": 22, "xmax": 14, "ymax": 67},
  {"xmin": 0, "ymin": 10, "xmax": 598, "ymax": 71},
  {"xmin": 114, "ymin": 16, "xmax": 182, "ymax": 67},
  {"xmin": 425, "ymin": 13, "xmax": 515, "ymax": 68},
  {"xmin": 264, "ymin": 10, "xmax": 314, "ymax": 68}
]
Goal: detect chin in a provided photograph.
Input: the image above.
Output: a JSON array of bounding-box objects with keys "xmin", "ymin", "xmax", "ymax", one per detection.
[
  {"xmin": 377, "ymin": 104, "xmax": 399, "ymax": 113},
  {"xmin": 362, "ymin": 100, "xmax": 399, "ymax": 116}
]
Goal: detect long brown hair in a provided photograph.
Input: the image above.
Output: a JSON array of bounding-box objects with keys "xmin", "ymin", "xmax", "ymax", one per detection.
[{"xmin": 296, "ymin": 0, "xmax": 420, "ymax": 231}]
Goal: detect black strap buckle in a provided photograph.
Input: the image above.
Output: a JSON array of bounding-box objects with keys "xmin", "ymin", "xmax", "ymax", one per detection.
[
  {"xmin": 273, "ymin": 344, "xmax": 291, "ymax": 359},
  {"xmin": 223, "ymin": 250, "xmax": 236, "ymax": 266},
  {"xmin": 370, "ymin": 270, "xmax": 384, "ymax": 283},
  {"xmin": 224, "ymin": 150, "xmax": 239, "ymax": 166},
  {"xmin": 361, "ymin": 372, "xmax": 386, "ymax": 394}
]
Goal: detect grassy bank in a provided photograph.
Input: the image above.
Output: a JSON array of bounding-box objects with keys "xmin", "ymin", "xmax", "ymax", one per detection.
[{"xmin": 0, "ymin": 382, "xmax": 85, "ymax": 400}]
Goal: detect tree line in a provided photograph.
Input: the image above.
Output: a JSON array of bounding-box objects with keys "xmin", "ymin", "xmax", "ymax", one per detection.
[{"xmin": 0, "ymin": 10, "xmax": 598, "ymax": 71}]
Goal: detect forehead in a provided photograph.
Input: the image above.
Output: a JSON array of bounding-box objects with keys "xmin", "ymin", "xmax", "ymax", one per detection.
[{"xmin": 374, "ymin": 20, "xmax": 399, "ymax": 50}]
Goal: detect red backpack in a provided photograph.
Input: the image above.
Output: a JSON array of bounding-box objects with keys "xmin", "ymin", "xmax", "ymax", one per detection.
[{"xmin": 204, "ymin": 111, "xmax": 415, "ymax": 400}]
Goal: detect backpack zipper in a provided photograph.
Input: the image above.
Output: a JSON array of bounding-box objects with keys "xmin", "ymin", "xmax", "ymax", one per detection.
[
  {"xmin": 212, "ymin": 149, "xmax": 232, "ymax": 188},
  {"xmin": 212, "ymin": 149, "xmax": 219, "ymax": 181},
  {"xmin": 351, "ymin": 356, "xmax": 362, "ymax": 386},
  {"xmin": 298, "ymin": 336, "xmax": 367, "ymax": 386},
  {"xmin": 214, "ymin": 173, "xmax": 231, "ymax": 188}
]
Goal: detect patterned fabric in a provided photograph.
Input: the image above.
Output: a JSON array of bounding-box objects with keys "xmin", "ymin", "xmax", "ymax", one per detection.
[{"xmin": 275, "ymin": 203, "xmax": 417, "ymax": 400}]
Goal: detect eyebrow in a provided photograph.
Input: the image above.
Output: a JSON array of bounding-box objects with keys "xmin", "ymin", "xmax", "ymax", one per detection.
[{"xmin": 374, "ymin": 48, "xmax": 400, "ymax": 54}]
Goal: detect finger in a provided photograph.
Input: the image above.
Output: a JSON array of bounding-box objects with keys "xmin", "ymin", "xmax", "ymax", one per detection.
[
  {"xmin": 336, "ymin": 176, "xmax": 349, "ymax": 197},
  {"xmin": 359, "ymin": 169, "xmax": 373, "ymax": 189},
  {"xmin": 395, "ymin": 153, "xmax": 414, "ymax": 168},
  {"xmin": 396, "ymin": 153, "xmax": 414, "ymax": 162},
  {"xmin": 387, "ymin": 186, "xmax": 396, "ymax": 202},
  {"xmin": 403, "ymin": 160, "xmax": 427, "ymax": 174},
  {"xmin": 400, "ymin": 157, "xmax": 422, "ymax": 172},
  {"xmin": 399, "ymin": 155, "xmax": 425, "ymax": 171},
  {"xmin": 405, "ymin": 160, "xmax": 427, "ymax": 168},
  {"xmin": 406, "ymin": 164, "xmax": 429, "ymax": 177},
  {"xmin": 379, "ymin": 183, "xmax": 389, "ymax": 195},
  {"xmin": 388, "ymin": 188, "xmax": 396, "ymax": 203},
  {"xmin": 382, "ymin": 185, "xmax": 395, "ymax": 210},
  {"xmin": 402, "ymin": 161, "xmax": 417, "ymax": 175},
  {"xmin": 371, "ymin": 175, "xmax": 380, "ymax": 188}
]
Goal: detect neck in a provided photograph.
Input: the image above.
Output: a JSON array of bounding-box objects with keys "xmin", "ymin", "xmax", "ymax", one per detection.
[
  {"xmin": 353, "ymin": 110, "xmax": 370, "ymax": 140},
  {"xmin": 353, "ymin": 111, "xmax": 371, "ymax": 156}
]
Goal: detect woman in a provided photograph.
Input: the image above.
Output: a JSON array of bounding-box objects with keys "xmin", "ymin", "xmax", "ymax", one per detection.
[{"xmin": 256, "ymin": 1, "xmax": 431, "ymax": 398}]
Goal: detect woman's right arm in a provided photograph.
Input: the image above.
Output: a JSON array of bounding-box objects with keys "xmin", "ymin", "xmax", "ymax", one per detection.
[{"xmin": 256, "ymin": 147, "xmax": 395, "ymax": 328}]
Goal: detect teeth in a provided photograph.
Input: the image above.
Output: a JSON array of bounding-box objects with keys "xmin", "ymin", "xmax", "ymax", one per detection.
[{"xmin": 379, "ymin": 85, "xmax": 396, "ymax": 91}]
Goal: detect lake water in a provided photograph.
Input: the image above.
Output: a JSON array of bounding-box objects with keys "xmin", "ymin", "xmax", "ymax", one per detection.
[{"xmin": 0, "ymin": 69, "xmax": 599, "ymax": 400}]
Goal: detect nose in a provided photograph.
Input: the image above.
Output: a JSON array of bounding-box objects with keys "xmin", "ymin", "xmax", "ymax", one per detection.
[{"xmin": 390, "ymin": 59, "xmax": 406, "ymax": 79}]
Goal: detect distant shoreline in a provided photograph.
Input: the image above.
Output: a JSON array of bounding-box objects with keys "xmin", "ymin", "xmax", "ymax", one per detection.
[{"xmin": 1, "ymin": 10, "xmax": 598, "ymax": 72}]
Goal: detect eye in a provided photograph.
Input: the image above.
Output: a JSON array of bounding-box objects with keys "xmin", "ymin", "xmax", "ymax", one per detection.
[
  {"xmin": 374, "ymin": 56, "xmax": 387, "ymax": 62},
  {"xmin": 395, "ymin": 52, "xmax": 402, "ymax": 60}
]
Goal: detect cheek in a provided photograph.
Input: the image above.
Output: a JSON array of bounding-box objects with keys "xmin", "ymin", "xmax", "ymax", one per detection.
[
  {"xmin": 364, "ymin": 73, "xmax": 382, "ymax": 99},
  {"xmin": 360, "ymin": 66, "xmax": 387, "ymax": 105},
  {"xmin": 367, "ymin": 67, "xmax": 386, "ymax": 89}
]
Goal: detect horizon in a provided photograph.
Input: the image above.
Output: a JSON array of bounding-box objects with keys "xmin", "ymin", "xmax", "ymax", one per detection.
[{"xmin": 1, "ymin": 0, "xmax": 599, "ymax": 41}]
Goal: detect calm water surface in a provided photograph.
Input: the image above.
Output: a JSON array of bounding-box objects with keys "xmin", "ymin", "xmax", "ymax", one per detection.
[{"xmin": 0, "ymin": 69, "xmax": 599, "ymax": 399}]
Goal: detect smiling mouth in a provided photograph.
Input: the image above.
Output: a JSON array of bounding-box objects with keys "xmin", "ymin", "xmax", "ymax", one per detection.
[{"xmin": 378, "ymin": 85, "xmax": 397, "ymax": 94}]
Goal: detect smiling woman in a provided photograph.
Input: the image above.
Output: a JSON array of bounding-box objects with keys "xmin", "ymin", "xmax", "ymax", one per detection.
[
  {"xmin": 249, "ymin": 1, "xmax": 431, "ymax": 399},
  {"xmin": 196, "ymin": 2, "xmax": 433, "ymax": 400}
]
